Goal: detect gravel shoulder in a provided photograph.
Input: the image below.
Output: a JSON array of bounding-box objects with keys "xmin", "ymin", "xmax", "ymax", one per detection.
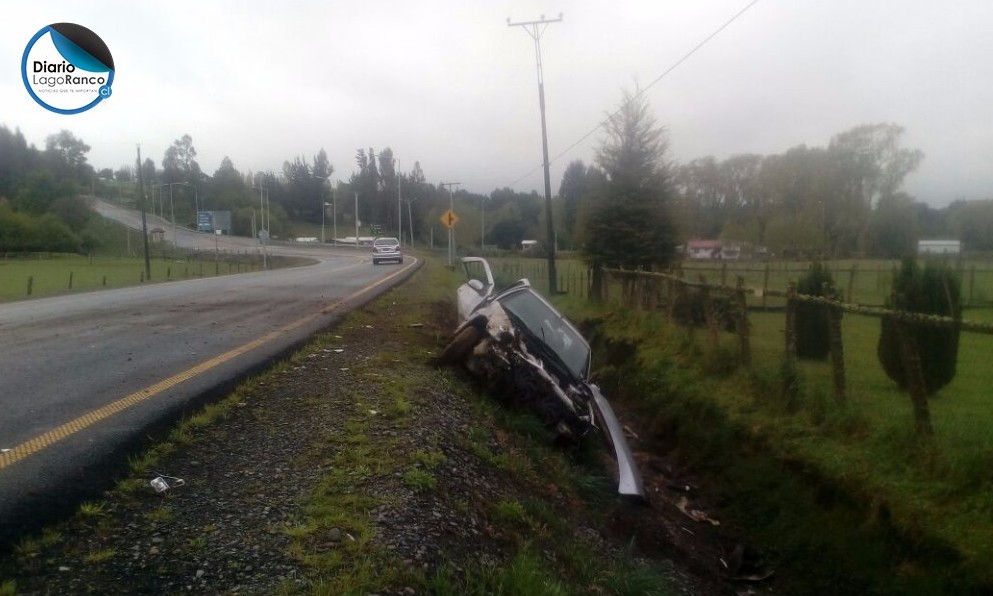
[{"xmin": 0, "ymin": 265, "xmax": 771, "ymax": 595}]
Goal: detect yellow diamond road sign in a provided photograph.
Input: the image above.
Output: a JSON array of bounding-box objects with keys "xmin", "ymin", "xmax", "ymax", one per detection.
[{"xmin": 440, "ymin": 209, "xmax": 459, "ymax": 229}]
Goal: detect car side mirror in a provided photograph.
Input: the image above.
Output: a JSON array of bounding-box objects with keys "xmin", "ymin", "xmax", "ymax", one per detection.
[{"xmin": 467, "ymin": 279, "xmax": 485, "ymax": 293}]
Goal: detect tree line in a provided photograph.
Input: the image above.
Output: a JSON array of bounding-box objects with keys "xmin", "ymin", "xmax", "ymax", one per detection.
[{"xmin": 3, "ymin": 99, "xmax": 993, "ymax": 262}]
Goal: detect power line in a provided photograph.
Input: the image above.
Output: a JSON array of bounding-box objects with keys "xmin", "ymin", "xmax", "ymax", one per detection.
[{"xmin": 507, "ymin": 0, "xmax": 763, "ymax": 189}]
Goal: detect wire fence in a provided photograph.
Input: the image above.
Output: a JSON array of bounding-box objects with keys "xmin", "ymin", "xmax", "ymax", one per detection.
[
  {"xmin": 487, "ymin": 256, "xmax": 993, "ymax": 441},
  {"xmin": 597, "ymin": 266, "xmax": 993, "ymax": 440}
]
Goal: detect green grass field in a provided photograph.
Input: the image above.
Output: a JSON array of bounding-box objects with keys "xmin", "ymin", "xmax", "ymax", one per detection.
[{"xmin": 0, "ymin": 254, "xmax": 266, "ymax": 303}]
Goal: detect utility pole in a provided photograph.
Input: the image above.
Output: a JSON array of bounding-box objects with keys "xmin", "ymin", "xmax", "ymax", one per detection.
[
  {"xmin": 509, "ymin": 13, "xmax": 561, "ymax": 294},
  {"xmin": 136, "ymin": 145, "xmax": 151, "ymax": 281},
  {"xmin": 440, "ymin": 182, "xmax": 460, "ymax": 266}
]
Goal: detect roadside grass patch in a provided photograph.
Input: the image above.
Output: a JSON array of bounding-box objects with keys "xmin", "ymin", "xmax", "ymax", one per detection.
[
  {"xmin": 412, "ymin": 449, "xmax": 447, "ymax": 469},
  {"xmin": 430, "ymin": 543, "xmax": 569, "ymax": 596},
  {"xmin": 403, "ymin": 468, "xmax": 437, "ymax": 491},
  {"xmin": 77, "ymin": 501, "xmax": 105, "ymax": 518},
  {"xmin": 490, "ymin": 499, "xmax": 532, "ymax": 529},
  {"xmin": 83, "ymin": 548, "xmax": 116, "ymax": 564}
]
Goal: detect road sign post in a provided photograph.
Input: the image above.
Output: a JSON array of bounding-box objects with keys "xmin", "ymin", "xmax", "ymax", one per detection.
[{"xmin": 440, "ymin": 208, "xmax": 459, "ymax": 266}]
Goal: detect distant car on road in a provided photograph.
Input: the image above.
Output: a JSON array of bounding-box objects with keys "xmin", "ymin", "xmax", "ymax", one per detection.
[{"xmin": 372, "ymin": 237, "xmax": 403, "ymax": 265}]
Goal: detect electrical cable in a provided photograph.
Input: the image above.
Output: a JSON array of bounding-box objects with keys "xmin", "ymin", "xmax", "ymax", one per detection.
[{"xmin": 507, "ymin": 0, "xmax": 763, "ymax": 189}]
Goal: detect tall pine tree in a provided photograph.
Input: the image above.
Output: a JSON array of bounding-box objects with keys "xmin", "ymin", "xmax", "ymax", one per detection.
[{"xmin": 579, "ymin": 88, "xmax": 678, "ymax": 271}]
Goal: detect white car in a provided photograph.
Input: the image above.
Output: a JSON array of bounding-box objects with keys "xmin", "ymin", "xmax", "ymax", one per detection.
[
  {"xmin": 371, "ymin": 237, "xmax": 402, "ymax": 265},
  {"xmin": 441, "ymin": 257, "xmax": 645, "ymax": 500}
]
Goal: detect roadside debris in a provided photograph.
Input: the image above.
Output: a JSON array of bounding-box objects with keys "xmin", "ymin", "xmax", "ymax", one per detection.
[
  {"xmin": 150, "ymin": 473, "xmax": 185, "ymax": 493},
  {"xmin": 676, "ymin": 496, "xmax": 720, "ymax": 526}
]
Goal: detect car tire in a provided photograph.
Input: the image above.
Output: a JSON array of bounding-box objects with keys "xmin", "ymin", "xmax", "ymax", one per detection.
[{"xmin": 438, "ymin": 325, "xmax": 482, "ymax": 365}]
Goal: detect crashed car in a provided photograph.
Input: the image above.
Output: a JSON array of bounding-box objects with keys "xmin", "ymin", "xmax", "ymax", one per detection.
[{"xmin": 440, "ymin": 257, "xmax": 645, "ymax": 499}]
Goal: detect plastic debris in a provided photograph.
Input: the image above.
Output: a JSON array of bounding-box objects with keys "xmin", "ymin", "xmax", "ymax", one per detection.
[
  {"xmin": 150, "ymin": 473, "xmax": 186, "ymax": 493},
  {"xmin": 676, "ymin": 496, "xmax": 720, "ymax": 526}
]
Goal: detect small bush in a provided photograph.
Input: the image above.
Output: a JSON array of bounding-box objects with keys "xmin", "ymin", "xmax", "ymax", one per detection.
[
  {"xmin": 795, "ymin": 261, "xmax": 838, "ymax": 360},
  {"xmin": 877, "ymin": 258, "xmax": 962, "ymax": 396}
]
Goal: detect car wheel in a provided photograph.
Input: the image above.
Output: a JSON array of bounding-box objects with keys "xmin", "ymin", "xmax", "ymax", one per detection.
[{"xmin": 438, "ymin": 325, "xmax": 482, "ymax": 365}]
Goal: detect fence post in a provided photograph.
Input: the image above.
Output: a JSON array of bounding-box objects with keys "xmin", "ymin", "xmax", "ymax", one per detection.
[
  {"xmin": 783, "ymin": 280, "xmax": 801, "ymax": 402},
  {"xmin": 736, "ymin": 275, "xmax": 751, "ymax": 366},
  {"xmin": 762, "ymin": 263, "xmax": 770, "ymax": 310},
  {"xmin": 826, "ymin": 290, "xmax": 846, "ymax": 404},
  {"xmin": 969, "ymin": 266, "xmax": 976, "ymax": 307},
  {"xmin": 68, "ymin": 271, "xmax": 73, "ymax": 290},
  {"xmin": 785, "ymin": 281, "xmax": 798, "ymax": 366},
  {"xmin": 847, "ymin": 264, "xmax": 858, "ymax": 304},
  {"xmin": 700, "ymin": 274, "xmax": 720, "ymax": 353},
  {"xmin": 894, "ymin": 317, "xmax": 933, "ymax": 437},
  {"xmin": 26, "ymin": 276, "xmax": 33, "ymax": 296}
]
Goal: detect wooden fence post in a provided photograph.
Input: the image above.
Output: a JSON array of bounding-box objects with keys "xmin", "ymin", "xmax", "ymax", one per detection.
[
  {"xmin": 701, "ymin": 274, "xmax": 720, "ymax": 353},
  {"xmin": 736, "ymin": 275, "xmax": 751, "ymax": 366},
  {"xmin": 847, "ymin": 264, "xmax": 858, "ymax": 304},
  {"xmin": 827, "ymin": 296, "xmax": 846, "ymax": 404},
  {"xmin": 783, "ymin": 281, "xmax": 801, "ymax": 402},
  {"xmin": 969, "ymin": 266, "xmax": 976, "ymax": 307},
  {"xmin": 785, "ymin": 281, "xmax": 798, "ymax": 366},
  {"xmin": 894, "ymin": 317, "xmax": 933, "ymax": 437},
  {"xmin": 762, "ymin": 263, "xmax": 770, "ymax": 310}
]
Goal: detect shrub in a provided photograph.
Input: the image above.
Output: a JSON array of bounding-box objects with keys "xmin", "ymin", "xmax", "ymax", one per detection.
[
  {"xmin": 671, "ymin": 286, "xmax": 737, "ymax": 332},
  {"xmin": 795, "ymin": 261, "xmax": 838, "ymax": 360},
  {"xmin": 877, "ymin": 258, "xmax": 962, "ymax": 396}
]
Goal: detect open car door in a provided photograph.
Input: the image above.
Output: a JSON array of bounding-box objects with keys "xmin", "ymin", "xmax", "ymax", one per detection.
[{"xmin": 456, "ymin": 257, "xmax": 495, "ymax": 322}]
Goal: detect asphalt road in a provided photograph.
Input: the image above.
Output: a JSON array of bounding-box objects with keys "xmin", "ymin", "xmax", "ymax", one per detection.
[{"xmin": 0, "ymin": 200, "xmax": 419, "ymax": 546}]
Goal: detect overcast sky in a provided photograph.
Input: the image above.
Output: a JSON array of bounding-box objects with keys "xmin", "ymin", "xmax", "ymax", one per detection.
[{"xmin": 2, "ymin": 1, "xmax": 991, "ymax": 206}]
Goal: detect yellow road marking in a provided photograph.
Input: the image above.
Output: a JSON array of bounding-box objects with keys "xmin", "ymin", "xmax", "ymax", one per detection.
[{"xmin": 0, "ymin": 257, "xmax": 417, "ymax": 472}]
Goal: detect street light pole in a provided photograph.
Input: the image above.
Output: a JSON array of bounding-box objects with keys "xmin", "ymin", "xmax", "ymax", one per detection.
[
  {"xmin": 314, "ymin": 174, "xmax": 331, "ymax": 244},
  {"xmin": 509, "ymin": 13, "xmax": 562, "ymax": 293},
  {"xmin": 397, "ymin": 156, "xmax": 402, "ymax": 247},
  {"xmin": 165, "ymin": 181, "xmax": 190, "ymax": 248},
  {"xmin": 354, "ymin": 192, "xmax": 359, "ymax": 247}
]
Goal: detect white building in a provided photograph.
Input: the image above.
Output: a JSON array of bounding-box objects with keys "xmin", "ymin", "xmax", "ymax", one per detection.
[{"xmin": 917, "ymin": 240, "xmax": 961, "ymax": 255}]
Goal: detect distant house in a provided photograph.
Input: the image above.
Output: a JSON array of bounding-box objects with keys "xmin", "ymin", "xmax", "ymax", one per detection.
[
  {"xmin": 687, "ymin": 239, "xmax": 723, "ymax": 260},
  {"xmin": 521, "ymin": 239, "xmax": 538, "ymax": 251},
  {"xmin": 918, "ymin": 240, "xmax": 961, "ymax": 256},
  {"xmin": 685, "ymin": 239, "xmax": 752, "ymax": 260}
]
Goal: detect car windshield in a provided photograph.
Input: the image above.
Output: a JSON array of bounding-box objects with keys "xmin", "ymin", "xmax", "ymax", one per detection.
[
  {"xmin": 374, "ymin": 238, "xmax": 399, "ymax": 248},
  {"xmin": 499, "ymin": 290, "xmax": 589, "ymax": 380}
]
